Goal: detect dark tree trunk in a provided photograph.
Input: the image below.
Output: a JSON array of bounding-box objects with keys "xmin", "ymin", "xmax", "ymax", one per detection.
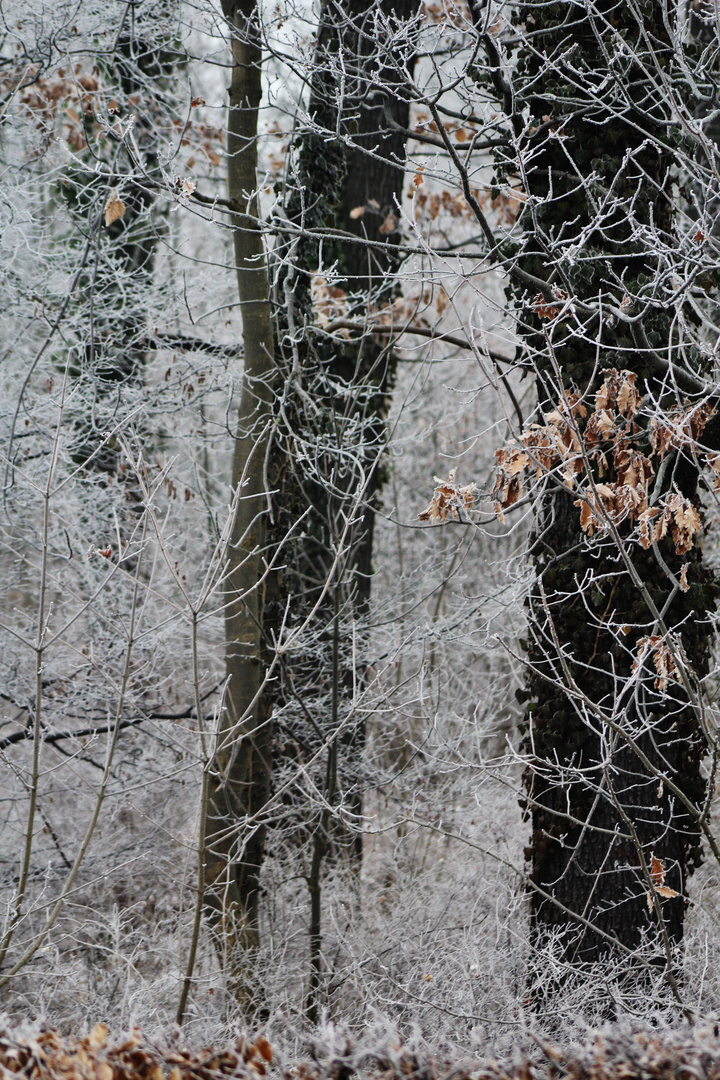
[
  {"xmin": 262, "ymin": 0, "xmax": 416, "ymax": 1014},
  {"xmin": 198, "ymin": 0, "xmax": 415, "ymax": 1011},
  {"xmin": 266, "ymin": 0, "xmax": 416, "ymax": 866},
  {"xmin": 525, "ymin": 494, "xmax": 708, "ymax": 965},
  {"xmin": 501, "ymin": 2, "xmax": 718, "ymax": 1003}
]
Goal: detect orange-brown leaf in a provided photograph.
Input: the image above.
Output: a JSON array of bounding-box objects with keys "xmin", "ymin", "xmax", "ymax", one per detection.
[
  {"xmin": 104, "ymin": 191, "xmax": 125, "ymax": 226},
  {"xmin": 420, "ymin": 469, "xmax": 477, "ymax": 524},
  {"xmin": 651, "ymin": 853, "xmax": 665, "ymax": 886}
]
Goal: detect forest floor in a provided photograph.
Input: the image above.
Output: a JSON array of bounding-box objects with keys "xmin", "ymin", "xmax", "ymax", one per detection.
[{"xmin": 2, "ymin": 1019, "xmax": 719, "ymax": 1080}]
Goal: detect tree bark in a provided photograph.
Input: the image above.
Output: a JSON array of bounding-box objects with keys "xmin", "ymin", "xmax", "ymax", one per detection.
[
  {"xmin": 502, "ymin": 2, "xmax": 718, "ymax": 1006},
  {"xmin": 203, "ymin": 0, "xmax": 276, "ymax": 988},
  {"xmin": 265, "ymin": 0, "xmax": 415, "ymax": 864},
  {"xmin": 261, "ymin": 0, "xmax": 416, "ymax": 1012},
  {"xmin": 67, "ymin": 19, "xmax": 171, "ymax": 514}
]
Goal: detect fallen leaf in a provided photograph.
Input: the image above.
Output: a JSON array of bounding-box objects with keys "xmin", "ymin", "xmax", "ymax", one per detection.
[{"xmin": 89, "ymin": 1025, "xmax": 107, "ymax": 1050}]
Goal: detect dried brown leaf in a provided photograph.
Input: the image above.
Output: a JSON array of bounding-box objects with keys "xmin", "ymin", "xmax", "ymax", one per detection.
[
  {"xmin": 650, "ymin": 400, "xmax": 715, "ymax": 459},
  {"xmin": 379, "ymin": 212, "xmax": 397, "ymax": 235},
  {"xmin": 633, "ymin": 637, "xmax": 679, "ymax": 690},
  {"xmin": 104, "ymin": 191, "xmax": 125, "ymax": 227},
  {"xmin": 665, "ymin": 493, "xmax": 700, "ymax": 554},
  {"xmin": 576, "ymin": 499, "xmax": 594, "ymax": 534},
  {"xmin": 420, "ymin": 468, "xmax": 477, "ymax": 524},
  {"xmin": 255, "ymin": 1039, "xmax": 272, "ymax": 1065},
  {"xmin": 651, "ymin": 853, "xmax": 665, "ymax": 886},
  {"xmin": 89, "ymin": 1026, "xmax": 108, "ymax": 1051},
  {"xmin": 533, "ymin": 288, "xmax": 568, "ymax": 320}
]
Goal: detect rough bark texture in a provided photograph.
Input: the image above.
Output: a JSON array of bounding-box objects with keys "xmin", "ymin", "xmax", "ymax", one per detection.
[
  {"xmin": 266, "ymin": 0, "xmax": 415, "ymax": 870},
  {"xmin": 503, "ymin": 2, "xmax": 718, "ymax": 995},
  {"xmin": 259, "ymin": 0, "xmax": 416, "ymax": 1014}
]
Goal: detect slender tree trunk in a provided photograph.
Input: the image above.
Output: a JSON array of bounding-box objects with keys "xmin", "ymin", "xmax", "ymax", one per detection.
[{"xmin": 203, "ymin": 0, "xmax": 275, "ymax": 990}]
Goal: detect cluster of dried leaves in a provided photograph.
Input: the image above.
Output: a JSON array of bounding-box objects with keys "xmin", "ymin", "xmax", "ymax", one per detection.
[
  {"xmin": 14, "ymin": 66, "xmax": 100, "ymax": 152},
  {"xmin": 517, "ymin": 1027, "xmax": 720, "ymax": 1080},
  {"xmin": 11, "ymin": 60, "xmax": 223, "ymax": 173},
  {"xmin": 408, "ymin": 177, "xmax": 525, "ymax": 228},
  {"xmin": 0, "ymin": 1026, "xmax": 272, "ymax": 1080},
  {"xmin": 492, "ymin": 370, "xmax": 715, "ymax": 555},
  {"xmin": 2, "ymin": 1023, "xmax": 720, "ymax": 1080},
  {"xmin": 391, "ymin": 1026, "xmax": 720, "ymax": 1080},
  {"xmin": 632, "ymin": 635, "xmax": 682, "ymax": 692},
  {"xmin": 533, "ymin": 287, "xmax": 569, "ymax": 320},
  {"xmin": 311, "ymin": 275, "xmax": 350, "ymax": 329},
  {"xmin": 417, "ymin": 0, "xmax": 470, "ymax": 31},
  {"xmin": 411, "ymin": 187, "xmax": 475, "ymax": 222},
  {"xmin": 646, "ymin": 852, "xmax": 680, "ymax": 909},
  {"xmin": 418, "ymin": 468, "xmax": 477, "ymax": 524},
  {"xmin": 348, "ymin": 200, "xmax": 398, "ymax": 235}
]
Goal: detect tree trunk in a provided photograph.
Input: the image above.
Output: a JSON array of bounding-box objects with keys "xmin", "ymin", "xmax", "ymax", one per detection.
[
  {"xmin": 265, "ymin": 0, "xmax": 416, "ymax": 1012},
  {"xmin": 274, "ymin": 0, "xmax": 415, "ymax": 831},
  {"xmin": 67, "ymin": 15, "xmax": 172, "ymax": 517},
  {"xmin": 203, "ymin": 0, "xmax": 276, "ymax": 992},
  {"xmin": 503, "ymin": 2, "xmax": 718, "ymax": 1006}
]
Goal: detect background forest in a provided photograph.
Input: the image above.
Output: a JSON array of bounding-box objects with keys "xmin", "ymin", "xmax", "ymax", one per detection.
[{"xmin": 3, "ymin": 0, "xmax": 720, "ymax": 1053}]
